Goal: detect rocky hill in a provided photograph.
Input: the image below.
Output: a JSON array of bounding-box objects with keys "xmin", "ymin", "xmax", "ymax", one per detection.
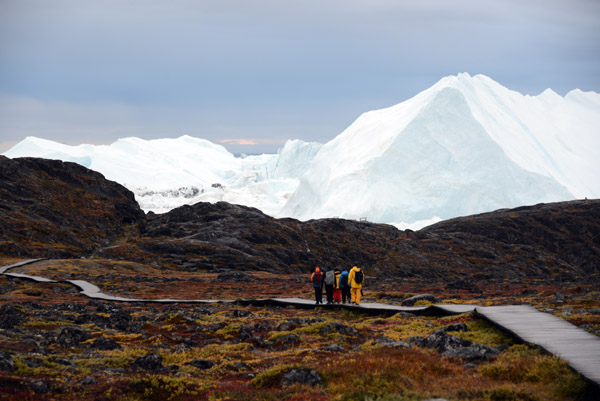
[
  {"xmin": 1, "ymin": 156, "xmax": 599, "ymax": 283},
  {"xmin": 0, "ymin": 156, "xmax": 144, "ymax": 257}
]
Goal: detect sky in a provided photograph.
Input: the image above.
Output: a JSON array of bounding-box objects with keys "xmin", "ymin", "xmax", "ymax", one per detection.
[{"xmin": 1, "ymin": 0, "xmax": 599, "ymax": 155}]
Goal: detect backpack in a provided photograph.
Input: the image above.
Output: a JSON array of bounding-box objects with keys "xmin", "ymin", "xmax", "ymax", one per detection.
[
  {"xmin": 340, "ymin": 272, "xmax": 349, "ymax": 288},
  {"xmin": 325, "ymin": 270, "xmax": 335, "ymax": 286},
  {"xmin": 354, "ymin": 269, "xmax": 363, "ymax": 284},
  {"xmin": 312, "ymin": 271, "xmax": 322, "ymax": 287}
]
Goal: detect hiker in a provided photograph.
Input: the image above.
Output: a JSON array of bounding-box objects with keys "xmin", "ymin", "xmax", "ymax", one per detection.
[
  {"xmin": 333, "ymin": 268, "xmax": 342, "ymax": 303},
  {"xmin": 340, "ymin": 269, "xmax": 350, "ymax": 304},
  {"xmin": 324, "ymin": 268, "xmax": 335, "ymax": 304},
  {"xmin": 348, "ymin": 265, "xmax": 365, "ymax": 305},
  {"xmin": 311, "ymin": 266, "xmax": 324, "ymax": 305}
]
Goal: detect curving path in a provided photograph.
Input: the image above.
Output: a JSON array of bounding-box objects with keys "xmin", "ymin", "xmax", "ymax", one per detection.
[{"xmin": 1, "ymin": 259, "xmax": 599, "ymax": 387}]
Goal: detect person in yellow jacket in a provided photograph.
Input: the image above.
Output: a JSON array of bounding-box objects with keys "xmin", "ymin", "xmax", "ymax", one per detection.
[{"xmin": 347, "ymin": 265, "xmax": 364, "ymax": 305}]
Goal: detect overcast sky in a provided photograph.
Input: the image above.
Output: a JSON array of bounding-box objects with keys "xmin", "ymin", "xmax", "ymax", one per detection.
[{"xmin": 1, "ymin": 0, "xmax": 599, "ymax": 154}]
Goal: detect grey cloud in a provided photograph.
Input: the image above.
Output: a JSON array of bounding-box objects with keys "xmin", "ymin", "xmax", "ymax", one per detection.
[{"xmin": 0, "ymin": 0, "xmax": 598, "ymax": 151}]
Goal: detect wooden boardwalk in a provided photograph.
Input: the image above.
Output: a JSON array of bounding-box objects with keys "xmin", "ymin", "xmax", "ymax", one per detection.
[
  {"xmin": 475, "ymin": 305, "xmax": 600, "ymax": 387},
  {"xmin": 1, "ymin": 259, "xmax": 599, "ymax": 387}
]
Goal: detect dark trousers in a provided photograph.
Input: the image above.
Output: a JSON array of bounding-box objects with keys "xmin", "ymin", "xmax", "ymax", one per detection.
[
  {"xmin": 342, "ymin": 287, "xmax": 351, "ymax": 303},
  {"xmin": 325, "ymin": 285, "xmax": 334, "ymax": 304},
  {"xmin": 314, "ymin": 286, "xmax": 323, "ymax": 304}
]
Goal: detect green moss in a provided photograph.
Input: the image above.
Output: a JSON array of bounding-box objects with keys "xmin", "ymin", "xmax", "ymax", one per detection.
[
  {"xmin": 452, "ymin": 319, "xmax": 515, "ymax": 347},
  {"xmin": 129, "ymin": 376, "xmax": 201, "ymax": 401},
  {"xmin": 487, "ymin": 387, "xmax": 540, "ymax": 401},
  {"xmin": 480, "ymin": 345, "xmax": 590, "ymax": 399},
  {"xmin": 292, "ymin": 321, "xmax": 330, "ymax": 335},
  {"xmin": 214, "ymin": 324, "xmax": 240, "ymax": 339},
  {"xmin": 251, "ymin": 365, "xmax": 299, "ymax": 389}
]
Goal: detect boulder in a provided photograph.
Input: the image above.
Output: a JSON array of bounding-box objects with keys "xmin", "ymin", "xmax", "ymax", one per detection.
[
  {"xmin": 131, "ymin": 353, "xmax": 163, "ymax": 371},
  {"xmin": 319, "ymin": 323, "xmax": 359, "ymax": 337},
  {"xmin": 91, "ymin": 336, "xmax": 122, "ymax": 351},
  {"xmin": 56, "ymin": 327, "xmax": 90, "ymax": 347},
  {"xmin": 0, "ymin": 304, "xmax": 26, "ymax": 329},
  {"xmin": 401, "ymin": 294, "xmax": 436, "ymax": 306},
  {"xmin": 30, "ymin": 380, "xmax": 49, "ymax": 394},
  {"xmin": 23, "ymin": 357, "xmax": 43, "ymax": 368},
  {"xmin": 111, "ymin": 310, "xmax": 132, "ymax": 331},
  {"xmin": 216, "ymin": 270, "xmax": 255, "ymax": 282},
  {"xmin": 232, "ymin": 362, "xmax": 251, "ymax": 371},
  {"xmin": 79, "ymin": 376, "xmax": 97, "ymax": 386},
  {"xmin": 185, "ymin": 359, "xmax": 215, "ymax": 370},
  {"xmin": 280, "ymin": 368, "xmax": 322, "ymax": 387},
  {"xmin": 419, "ymin": 331, "xmax": 499, "ymax": 362},
  {"xmin": 440, "ymin": 323, "xmax": 468, "ymax": 333},
  {"xmin": 373, "ymin": 336, "xmax": 411, "ymax": 349},
  {"xmin": 0, "ymin": 351, "xmax": 14, "ymax": 372},
  {"xmin": 322, "ymin": 344, "xmax": 347, "ymax": 352},
  {"xmin": 275, "ymin": 333, "xmax": 300, "ymax": 345}
]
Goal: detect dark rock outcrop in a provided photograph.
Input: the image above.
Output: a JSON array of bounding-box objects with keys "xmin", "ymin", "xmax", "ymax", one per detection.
[
  {"xmin": 275, "ymin": 333, "xmax": 300, "ymax": 346},
  {"xmin": 0, "ymin": 304, "xmax": 26, "ymax": 329},
  {"xmin": 0, "ymin": 156, "xmax": 144, "ymax": 257},
  {"xmin": 134, "ymin": 199, "xmax": 600, "ymax": 281},
  {"xmin": 374, "ymin": 336, "xmax": 411, "ymax": 349},
  {"xmin": 401, "ymin": 294, "xmax": 436, "ymax": 306},
  {"xmin": 91, "ymin": 336, "xmax": 122, "ymax": 351},
  {"xmin": 319, "ymin": 323, "xmax": 360, "ymax": 337},
  {"xmin": 323, "ymin": 344, "xmax": 347, "ymax": 352},
  {"xmin": 280, "ymin": 368, "xmax": 322, "ymax": 387},
  {"xmin": 0, "ymin": 351, "xmax": 14, "ymax": 372},
  {"xmin": 131, "ymin": 353, "xmax": 163, "ymax": 371},
  {"xmin": 30, "ymin": 380, "xmax": 50, "ymax": 394},
  {"xmin": 79, "ymin": 376, "xmax": 97, "ymax": 386},
  {"xmin": 185, "ymin": 359, "xmax": 216, "ymax": 370},
  {"xmin": 56, "ymin": 327, "xmax": 90, "ymax": 348},
  {"xmin": 418, "ymin": 330, "xmax": 499, "ymax": 362}
]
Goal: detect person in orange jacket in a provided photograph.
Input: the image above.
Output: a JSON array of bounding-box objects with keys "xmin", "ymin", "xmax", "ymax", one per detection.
[
  {"xmin": 347, "ymin": 265, "xmax": 364, "ymax": 305},
  {"xmin": 310, "ymin": 267, "xmax": 324, "ymax": 305}
]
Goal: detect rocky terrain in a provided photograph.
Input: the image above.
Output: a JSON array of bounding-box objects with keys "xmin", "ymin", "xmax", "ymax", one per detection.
[
  {"xmin": 0, "ymin": 156, "xmax": 599, "ymax": 400},
  {"xmin": 0, "ymin": 156, "xmax": 144, "ymax": 257},
  {"xmin": 2, "ymin": 155, "xmax": 599, "ymax": 286}
]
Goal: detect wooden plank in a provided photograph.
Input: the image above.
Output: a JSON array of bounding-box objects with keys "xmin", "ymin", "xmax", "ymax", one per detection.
[
  {"xmin": 0, "ymin": 259, "xmax": 46, "ymax": 274},
  {"xmin": 476, "ymin": 305, "xmax": 600, "ymax": 387}
]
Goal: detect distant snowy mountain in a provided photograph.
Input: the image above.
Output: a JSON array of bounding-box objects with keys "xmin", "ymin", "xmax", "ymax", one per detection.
[
  {"xmin": 280, "ymin": 73, "xmax": 599, "ymax": 225},
  {"xmin": 4, "ymin": 73, "xmax": 599, "ymax": 228}
]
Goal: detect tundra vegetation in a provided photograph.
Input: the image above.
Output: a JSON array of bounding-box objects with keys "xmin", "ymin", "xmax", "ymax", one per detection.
[{"xmin": 0, "ymin": 258, "xmax": 598, "ymax": 401}]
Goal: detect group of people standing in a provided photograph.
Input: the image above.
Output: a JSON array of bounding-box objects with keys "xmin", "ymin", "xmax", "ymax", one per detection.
[{"xmin": 310, "ymin": 265, "xmax": 364, "ymax": 306}]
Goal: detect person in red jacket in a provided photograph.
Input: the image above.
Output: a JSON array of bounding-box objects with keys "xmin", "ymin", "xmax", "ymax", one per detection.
[{"xmin": 310, "ymin": 267, "xmax": 324, "ymax": 305}]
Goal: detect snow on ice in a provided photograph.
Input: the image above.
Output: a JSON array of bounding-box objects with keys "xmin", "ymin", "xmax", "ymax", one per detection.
[{"xmin": 4, "ymin": 73, "xmax": 599, "ymax": 229}]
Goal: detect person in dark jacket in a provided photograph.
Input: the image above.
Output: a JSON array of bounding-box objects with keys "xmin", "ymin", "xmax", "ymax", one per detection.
[
  {"xmin": 311, "ymin": 267, "xmax": 324, "ymax": 305},
  {"xmin": 339, "ymin": 269, "xmax": 350, "ymax": 304}
]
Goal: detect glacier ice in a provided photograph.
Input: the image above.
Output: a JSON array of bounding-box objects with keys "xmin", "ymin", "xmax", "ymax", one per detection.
[
  {"xmin": 281, "ymin": 86, "xmax": 576, "ymax": 222},
  {"xmin": 3, "ymin": 135, "xmax": 322, "ymax": 217},
  {"xmin": 3, "ymin": 73, "xmax": 599, "ymax": 228}
]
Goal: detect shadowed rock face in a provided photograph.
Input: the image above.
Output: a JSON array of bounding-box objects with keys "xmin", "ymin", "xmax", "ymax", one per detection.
[
  {"xmin": 422, "ymin": 201, "xmax": 600, "ymax": 276},
  {"xmin": 0, "ymin": 156, "xmax": 144, "ymax": 257},
  {"xmin": 1, "ymin": 156, "xmax": 599, "ymax": 283},
  {"xmin": 134, "ymin": 199, "xmax": 600, "ymax": 281}
]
